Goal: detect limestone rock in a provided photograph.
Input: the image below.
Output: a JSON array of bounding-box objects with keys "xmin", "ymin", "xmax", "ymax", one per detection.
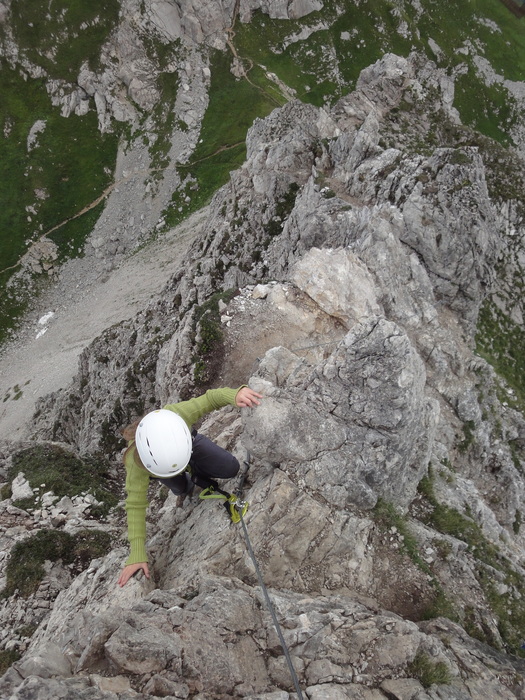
[
  {"xmin": 291, "ymin": 247, "xmax": 381, "ymax": 328},
  {"xmin": 10, "ymin": 473, "xmax": 33, "ymax": 501},
  {"xmin": 104, "ymin": 619, "xmax": 182, "ymax": 675},
  {"xmin": 1, "ymin": 46, "xmax": 525, "ymax": 700}
]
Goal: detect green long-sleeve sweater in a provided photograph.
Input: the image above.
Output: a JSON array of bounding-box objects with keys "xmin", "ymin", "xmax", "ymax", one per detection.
[{"xmin": 124, "ymin": 387, "xmax": 240, "ymax": 565}]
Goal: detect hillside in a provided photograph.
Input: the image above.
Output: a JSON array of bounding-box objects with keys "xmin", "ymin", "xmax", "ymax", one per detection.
[
  {"xmin": 1, "ymin": 0, "xmax": 524, "ymax": 342},
  {"xmin": 0, "ymin": 2, "xmax": 525, "ymax": 699}
]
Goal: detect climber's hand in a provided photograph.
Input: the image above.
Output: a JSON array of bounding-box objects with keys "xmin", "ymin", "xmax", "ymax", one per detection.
[
  {"xmin": 118, "ymin": 562, "xmax": 150, "ymax": 587},
  {"xmin": 235, "ymin": 386, "xmax": 263, "ymax": 408}
]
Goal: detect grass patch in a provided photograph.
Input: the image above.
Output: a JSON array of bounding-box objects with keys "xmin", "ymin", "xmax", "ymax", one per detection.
[
  {"xmin": 373, "ymin": 498, "xmax": 459, "ymax": 623},
  {"xmin": 165, "ymin": 143, "xmax": 247, "ymax": 229},
  {"xmin": 0, "ymin": 649, "xmax": 21, "ymax": 675},
  {"xmin": 475, "ymin": 300, "xmax": 525, "ymax": 411},
  {"xmin": 9, "ymin": 0, "xmax": 120, "ymax": 80},
  {"xmin": 1, "ymin": 528, "xmax": 112, "ymax": 598},
  {"xmin": 418, "ymin": 470, "xmax": 525, "ymax": 656},
  {"xmin": 420, "ymin": 589, "xmax": 459, "ymax": 623},
  {"xmin": 8, "ymin": 444, "xmax": 118, "ymax": 516},
  {"xmin": 457, "ymin": 419, "xmax": 476, "ymax": 454},
  {"xmin": 0, "ymin": 60, "xmax": 119, "ymax": 339},
  {"xmin": 374, "ymin": 499, "xmax": 432, "ymax": 575},
  {"xmin": 233, "ymin": 0, "xmax": 523, "ymax": 145},
  {"xmin": 234, "ymin": 2, "xmax": 413, "ymax": 106},
  {"xmin": 142, "ymin": 38, "xmax": 183, "ymax": 185},
  {"xmin": 162, "ymin": 49, "xmax": 281, "ymax": 229},
  {"xmin": 418, "ymin": 473, "xmax": 501, "ymax": 567},
  {"xmin": 192, "ymin": 289, "xmax": 238, "ymax": 387},
  {"xmin": 0, "ymin": 269, "xmax": 41, "ymax": 346},
  {"xmin": 408, "ymin": 650, "xmax": 452, "ymax": 688},
  {"xmin": 48, "ymin": 200, "xmax": 106, "ymax": 263},
  {"xmin": 454, "ymin": 72, "xmax": 515, "ymax": 146},
  {"xmin": 264, "ymin": 182, "xmax": 301, "ymax": 237}
]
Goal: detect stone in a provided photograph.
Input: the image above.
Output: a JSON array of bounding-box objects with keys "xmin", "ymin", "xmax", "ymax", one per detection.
[
  {"xmin": 380, "ymin": 677, "xmax": 425, "ymax": 698},
  {"xmin": 16, "ymin": 642, "xmax": 72, "ymax": 679},
  {"xmin": 104, "ymin": 620, "xmax": 183, "ymax": 675},
  {"xmin": 90, "ymin": 674, "xmax": 133, "ymax": 694},
  {"xmin": 143, "ymin": 674, "xmax": 189, "ymax": 698},
  {"xmin": 11, "ymin": 474, "xmax": 34, "ymax": 501},
  {"xmin": 291, "ymin": 247, "xmax": 381, "ymax": 328},
  {"xmin": 252, "ymin": 283, "xmax": 272, "ymax": 299}
]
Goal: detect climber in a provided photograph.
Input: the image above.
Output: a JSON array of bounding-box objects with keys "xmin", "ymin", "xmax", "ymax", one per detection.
[{"xmin": 117, "ymin": 385, "xmax": 262, "ymax": 587}]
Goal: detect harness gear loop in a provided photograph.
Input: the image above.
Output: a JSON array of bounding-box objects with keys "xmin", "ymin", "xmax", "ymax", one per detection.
[{"xmin": 195, "ymin": 476, "xmax": 249, "ymax": 523}]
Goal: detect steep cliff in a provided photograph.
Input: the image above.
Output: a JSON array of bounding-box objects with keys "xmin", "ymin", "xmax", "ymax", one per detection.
[{"xmin": 1, "ymin": 47, "xmax": 525, "ymax": 699}]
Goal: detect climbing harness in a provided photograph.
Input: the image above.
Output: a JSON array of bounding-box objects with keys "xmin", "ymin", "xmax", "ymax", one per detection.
[
  {"xmin": 194, "ymin": 451, "xmax": 251, "ymax": 523},
  {"xmin": 196, "ymin": 453, "xmax": 305, "ymax": 699},
  {"xmin": 198, "ymin": 481, "xmax": 248, "ymax": 523}
]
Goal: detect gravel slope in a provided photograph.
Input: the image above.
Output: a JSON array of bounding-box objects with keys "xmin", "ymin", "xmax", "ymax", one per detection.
[{"xmin": 0, "ymin": 209, "xmax": 206, "ymax": 444}]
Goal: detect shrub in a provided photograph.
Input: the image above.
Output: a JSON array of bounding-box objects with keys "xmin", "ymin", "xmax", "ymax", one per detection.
[{"xmin": 408, "ymin": 650, "xmax": 452, "ymax": 688}]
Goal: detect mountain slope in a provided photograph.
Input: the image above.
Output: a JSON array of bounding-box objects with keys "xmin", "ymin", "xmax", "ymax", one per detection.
[
  {"xmin": 0, "ymin": 51, "xmax": 525, "ymax": 698},
  {"xmin": 1, "ymin": 1, "xmax": 525, "ymax": 698},
  {"xmin": 1, "ymin": 0, "xmax": 524, "ymax": 342}
]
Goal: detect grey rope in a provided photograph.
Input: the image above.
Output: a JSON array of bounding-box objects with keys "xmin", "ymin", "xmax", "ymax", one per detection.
[{"xmin": 237, "ymin": 507, "xmax": 305, "ymax": 699}]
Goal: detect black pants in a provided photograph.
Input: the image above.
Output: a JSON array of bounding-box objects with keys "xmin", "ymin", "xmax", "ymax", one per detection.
[{"xmin": 157, "ymin": 431, "xmax": 240, "ymax": 496}]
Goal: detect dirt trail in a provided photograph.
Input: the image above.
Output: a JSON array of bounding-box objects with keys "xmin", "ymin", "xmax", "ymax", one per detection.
[{"xmin": 0, "ymin": 208, "xmax": 207, "ymax": 444}]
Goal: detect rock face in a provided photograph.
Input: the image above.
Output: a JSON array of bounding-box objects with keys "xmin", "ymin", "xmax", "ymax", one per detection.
[
  {"xmin": 1, "ymin": 52, "xmax": 525, "ymax": 699},
  {"xmin": 242, "ymin": 314, "xmax": 437, "ymax": 511}
]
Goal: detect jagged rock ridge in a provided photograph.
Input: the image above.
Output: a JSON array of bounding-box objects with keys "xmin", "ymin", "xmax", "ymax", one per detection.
[{"xmin": 1, "ymin": 53, "xmax": 525, "ymax": 699}]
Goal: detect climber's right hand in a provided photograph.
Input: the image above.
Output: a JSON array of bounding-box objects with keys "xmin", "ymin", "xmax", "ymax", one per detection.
[{"xmin": 118, "ymin": 562, "xmax": 150, "ymax": 587}]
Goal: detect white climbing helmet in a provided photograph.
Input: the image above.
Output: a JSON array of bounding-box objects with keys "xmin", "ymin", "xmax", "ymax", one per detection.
[{"xmin": 135, "ymin": 409, "xmax": 192, "ymax": 478}]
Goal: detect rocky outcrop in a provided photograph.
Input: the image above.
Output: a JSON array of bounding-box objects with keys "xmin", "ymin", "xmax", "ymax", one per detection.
[
  {"xmin": 4, "ymin": 563, "xmax": 525, "ymax": 700},
  {"xmin": 243, "ymin": 314, "xmax": 438, "ymax": 511},
  {"xmin": 33, "ymin": 54, "xmax": 506, "ymax": 452},
  {"xmin": 1, "ymin": 52, "xmax": 525, "ymax": 699}
]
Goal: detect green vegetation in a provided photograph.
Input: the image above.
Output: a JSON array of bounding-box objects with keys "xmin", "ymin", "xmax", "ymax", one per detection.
[
  {"xmin": 233, "ymin": 2, "xmax": 413, "ymax": 106},
  {"xmin": 418, "ymin": 472, "xmax": 501, "ymax": 567},
  {"xmin": 0, "ymin": 66, "xmax": 117, "ymax": 262},
  {"xmin": 232, "ymin": 0, "xmax": 523, "ymax": 146},
  {"xmin": 408, "ymin": 650, "xmax": 452, "ymax": 688},
  {"xmin": 373, "ymin": 498, "xmax": 459, "ymax": 622},
  {"xmin": 420, "ymin": 589, "xmax": 459, "ymax": 623},
  {"xmin": 0, "ymin": 61, "xmax": 119, "ymax": 341},
  {"xmin": 418, "ymin": 470, "xmax": 525, "ymax": 656},
  {"xmin": 455, "ymin": 73, "xmax": 515, "ymax": 146},
  {"xmin": 264, "ymin": 182, "xmax": 301, "ymax": 237},
  {"xmin": 476, "ymin": 300, "xmax": 525, "ymax": 410},
  {"xmin": 8, "ymin": 444, "xmax": 118, "ymax": 516},
  {"xmin": 142, "ymin": 37, "xmax": 183, "ymax": 185},
  {"xmin": 192, "ymin": 288, "xmax": 237, "ymax": 387},
  {"xmin": 9, "ymin": 0, "xmax": 120, "ymax": 80},
  {"xmin": 48, "ymin": 201, "xmax": 106, "ymax": 263},
  {"xmin": 162, "ymin": 49, "xmax": 283, "ymax": 229},
  {"xmin": 0, "ymin": 649, "xmax": 21, "ymax": 675},
  {"xmin": 2, "ymin": 381, "xmax": 29, "ymax": 403},
  {"xmin": 1, "ymin": 528, "xmax": 112, "ymax": 598},
  {"xmin": 374, "ymin": 499, "xmax": 432, "ymax": 576},
  {"xmin": 457, "ymin": 419, "xmax": 476, "ymax": 454}
]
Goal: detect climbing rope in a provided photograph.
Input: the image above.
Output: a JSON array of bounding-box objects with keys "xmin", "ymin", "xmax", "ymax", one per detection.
[
  {"xmin": 198, "ymin": 453, "xmax": 304, "ymax": 698},
  {"xmin": 235, "ymin": 503, "xmax": 305, "ymax": 700}
]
